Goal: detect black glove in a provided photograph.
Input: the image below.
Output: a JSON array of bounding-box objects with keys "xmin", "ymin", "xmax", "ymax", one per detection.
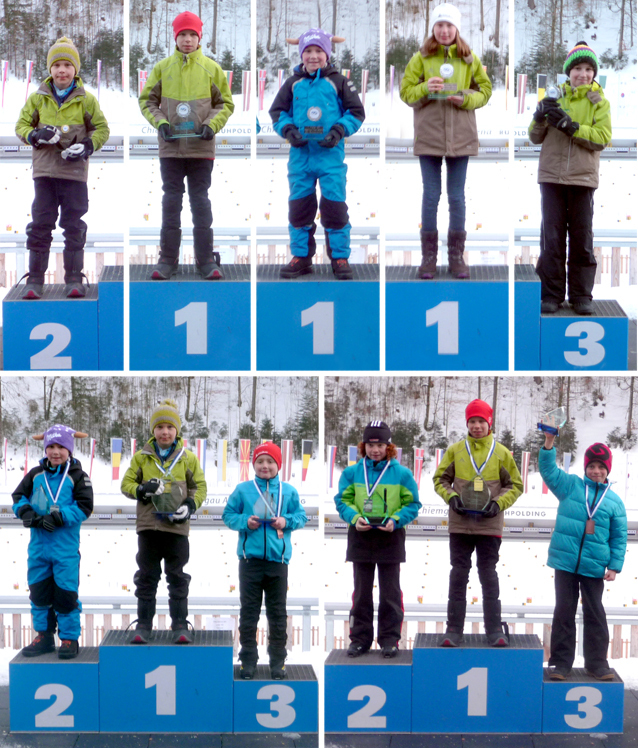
[
  {"xmin": 18, "ymin": 506, "xmax": 36, "ymax": 528},
  {"xmin": 318, "ymin": 125, "xmax": 345, "ymax": 148},
  {"xmin": 482, "ymin": 501, "xmax": 500, "ymax": 519},
  {"xmin": 547, "ymin": 108, "xmax": 580, "ymax": 136},
  {"xmin": 30, "ymin": 125, "xmax": 62, "ymax": 147},
  {"xmin": 200, "ymin": 126, "xmax": 215, "ymax": 141},
  {"xmin": 449, "ymin": 495, "xmax": 466, "ymax": 516},
  {"xmin": 158, "ymin": 123, "xmax": 176, "ymax": 142},
  {"xmin": 42, "ymin": 509, "xmax": 64, "ymax": 532},
  {"xmin": 282, "ymin": 125, "xmax": 308, "ymax": 148},
  {"xmin": 136, "ymin": 478, "xmax": 163, "ymax": 504},
  {"xmin": 62, "ymin": 137, "xmax": 94, "ymax": 162},
  {"xmin": 533, "ymin": 98, "xmax": 560, "ymax": 122},
  {"xmin": 171, "ymin": 497, "xmax": 196, "ymax": 524}
]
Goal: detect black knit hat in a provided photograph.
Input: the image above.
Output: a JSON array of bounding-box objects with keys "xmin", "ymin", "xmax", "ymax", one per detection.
[
  {"xmin": 564, "ymin": 41, "xmax": 599, "ymax": 77},
  {"xmin": 362, "ymin": 420, "xmax": 392, "ymax": 443}
]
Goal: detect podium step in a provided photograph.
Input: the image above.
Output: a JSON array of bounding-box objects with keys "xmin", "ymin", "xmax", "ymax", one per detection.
[
  {"xmin": 257, "ymin": 263, "xmax": 379, "ymax": 281},
  {"xmin": 387, "ymin": 265, "xmax": 508, "ymax": 281},
  {"xmin": 233, "ymin": 663, "xmax": 318, "ymax": 680},
  {"xmin": 130, "ymin": 263, "xmax": 250, "ymax": 281},
  {"xmin": 5, "ymin": 282, "xmax": 98, "ymax": 301},
  {"xmin": 101, "ymin": 628, "xmax": 233, "ymax": 647}
]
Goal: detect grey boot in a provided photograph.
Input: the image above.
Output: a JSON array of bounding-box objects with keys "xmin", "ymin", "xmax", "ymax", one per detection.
[
  {"xmin": 440, "ymin": 599, "xmax": 466, "ymax": 646},
  {"xmin": 193, "ymin": 228, "xmax": 223, "ymax": 280},
  {"xmin": 21, "ymin": 249, "xmax": 50, "ymax": 299},
  {"xmin": 130, "ymin": 599, "xmax": 156, "ymax": 644},
  {"xmin": 484, "ymin": 599, "xmax": 509, "ymax": 646},
  {"xmin": 418, "ymin": 230, "xmax": 438, "ymax": 279},
  {"xmin": 152, "ymin": 228, "xmax": 181, "ymax": 279},
  {"xmin": 169, "ymin": 598, "xmax": 192, "ymax": 644},
  {"xmin": 447, "ymin": 230, "xmax": 469, "ymax": 278},
  {"xmin": 63, "ymin": 250, "xmax": 87, "ymax": 298}
]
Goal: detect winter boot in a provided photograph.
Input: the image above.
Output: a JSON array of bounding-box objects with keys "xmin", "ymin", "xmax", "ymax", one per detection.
[
  {"xmin": 239, "ymin": 660, "xmax": 257, "ymax": 679},
  {"xmin": 269, "ymin": 651, "xmax": 287, "ymax": 680},
  {"xmin": 280, "ymin": 255, "xmax": 314, "ymax": 278},
  {"xmin": 193, "ymin": 227, "xmax": 223, "ymax": 280},
  {"xmin": 130, "ymin": 599, "xmax": 156, "ymax": 644},
  {"xmin": 447, "ymin": 230, "xmax": 470, "ymax": 279},
  {"xmin": 331, "ymin": 257, "xmax": 353, "ymax": 280},
  {"xmin": 20, "ymin": 249, "xmax": 50, "ymax": 299},
  {"xmin": 21, "ymin": 631, "xmax": 55, "ymax": 657},
  {"xmin": 484, "ymin": 599, "xmax": 509, "ymax": 646},
  {"xmin": 170, "ymin": 598, "xmax": 192, "ymax": 643},
  {"xmin": 440, "ymin": 599, "xmax": 466, "ymax": 647},
  {"xmin": 63, "ymin": 250, "xmax": 88, "ymax": 298},
  {"xmin": 418, "ymin": 230, "xmax": 438, "ymax": 279},
  {"xmin": 152, "ymin": 228, "xmax": 181, "ymax": 279},
  {"xmin": 58, "ymin": 640, "xmax": 79, "ymax": 660}
]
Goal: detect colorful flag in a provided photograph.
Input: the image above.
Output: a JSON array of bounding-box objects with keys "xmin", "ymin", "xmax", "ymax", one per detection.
[
  {"xmin": 537, "ymin": 73, "xmax": 547, "ymax": 102},
  {"xmin": 182, "ymin": 439, "xmax": 188, "ymax": 449},
  {"xmin": 224, "ymin": 70, "xmax": 233, "ymax": 88},
  {"xmin": 517, "ymin": 74, "xmax": 527, "ymax": 114},
  {"xmin": 542, "ymin": 480, "xmax": 549, "ymax": 495},
  {"xmin": 348, "ymin": 446, "xmax": 358, "ymax": 466},
  {"xmin": 3, "ymin": 437, "xmax": 7, "ymax": 484},
  {"xmin": 24, "ymin": 437, "xmax": 29, "ymax": 476},
  {"xmin": 278, "ymin": 70, "xmax": 285, "ymax": 89},
  {"xmin": 505, "ymin": 65, "xmax": 509, "ymax": 110},
  {"xmin": 89, "ymin": 438, "xmax": 96, "ymax": 478},
  {"xmin": 563, "ymin": 453, "xmax": 571, "ymax": 472},
  {"xmin": 131, "ymin": 438, "xmax": 137, "ymax": 457},
  {"xmin": 360, "ymin": 69, "xmax": 369, "ymax": 107},
  {"xmin": 97, "ymin": 59, "xmax": 102, "ymax": 100},
  {"xmin": 521, "ymin": 451, "xmax": 531, "ymax": 493},
  {"xmin": 1, "ymin": 60, "xmax": 8, "ymax": 108},
  {"xmin": 327, "ymin": 445, "xmax": 337, "ymax": 489},
  {"xmin": 435, "ymin": 448, "xmax": 444, "ymax": 467},
  {"xmin": 25, "ymin": 60, "xmax": 33, "ymax": 102},
  {"xmin": 196, "ymin": 439, "xmax": 207, "ymax": 473},
  {"xmin": 414, "ymin": 448, "xmax": 425, "ymax": 488},
  {"xmin": 302, "ymin": 440, "xmax": 312, "ymax": 483},
  {"xmin": 242, "ymin": 70, "xmax": 251, "ymax": 111},
  {"xmin": 341, "ymin": 69, "xmax": 350, "ymax": 79},
  {"xmin": 281, "ymin": 440, "xmax": 293, "ymax": 481},
  {"xmin": 111, "ymin": 438, "xmax": 123, "ymax": 480},
  {"xmin": 258, "ymin": 69, "xmax": 267, "ymax": 110},
  {"xmin": 138, "ymin": 70, "xmax": 148, "ymax": 97},
  {"xmin": 240, "ymin": 439, "xmax": 251, "ymax": 481},
  {"xmin": 389, "ymin": 65, "xmax": 395, "ymax": 107},
  {"xmin": 396, "ymin": 447, "xmax": 403, "ymax": 464},
  {"xmin": 121, "ymin": 58, "xmax": 125, "ymax": 93},
  {"xmin": 217, "ymin": 439, "xmax": 227, "ymax": 483}
]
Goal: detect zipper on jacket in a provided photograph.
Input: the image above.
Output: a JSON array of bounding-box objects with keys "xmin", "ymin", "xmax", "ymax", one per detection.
[
  {"xmin": 263, "ymin": 521, "xmax": 267, "ymax": 561},
  {"xmin": 574, "ymin": 483, "xmax": 598, "ymax": 574}
]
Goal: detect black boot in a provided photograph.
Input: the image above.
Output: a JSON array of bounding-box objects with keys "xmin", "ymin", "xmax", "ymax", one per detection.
[
  {"xmin": 63, "ymin": 250, "xmax": 88, "ymax": 298},
  {"xmin": 193, "ymin": 227, "xmax": 223, "ymax": 280},
  {"xmin": 169, "ymin": 598, "xmax": 192, "ymax": 644},
  {"xmin": 22, "ymin": 631, "xmax": 55, "ymax": 657},
  {"xmin": 20, "ymin": 249, "xmax": 50, "ymax": 299},
  {"xmin": 484, "ymin": 599, "xmax": 509, "ymax": 646},
  {"xmin": 418, "ymin": 230, "xmax": 438, "ymax": 279},
  {"xmin": 440, "ymin": 599, "xmax": 466, "ymax": 647},
  {"xmin": 152, "ymin": 228, "xmax": 181, "ymax": 279},
  {"xmin": 447, "ymin": 230, "xmax": 470, "ymax": 279},
  {"xmin": 130, "ymin": 599, "xmax": 155, "ymax": 644}
]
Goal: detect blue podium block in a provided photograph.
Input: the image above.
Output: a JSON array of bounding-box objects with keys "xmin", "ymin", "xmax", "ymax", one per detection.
[
  {"xmin": 540, "ymin": 300, "xmax": 629, "ymax": 370},
  {"xmin": 4, "ymin": 284, "xmax": 99, "ymax": 370},
  {"xmin": 97, "ymin": 265, "xmax": 124, "ymax": 370},
  {"xmin": 98, "ymin": 629, "xmax": 233, "ymax": 733},
  {"xmin": 411, "ymin": 633, "xmax": 543, "ymax": 733},
  {"xmin": 10, "ymin": 647, "xmax": 99, "ymax": 732},
  {"xmin": 129, "ymin": 264, "xmax": 250, "ymax": 371},
  {"xmin": 515, "ymin": 265, "xmax": 541, "ymax": 370},
  {"xmin": 233, "ymin": 664, "xmax": 318, "ymax": 732},
  {"xmin": 257, "ymin": 265, "xmax": 379, "ymax": 370},
  {"xmin": 324, "ymin": 648, "xmax": 412, "ymax": 733},
  {"xmin": 386, "ymin": 266, "xmax": 509, "ymax": 371},
  {"xmin": 542, "ymin": 668, "xmax": 624, "ymax": 734}
]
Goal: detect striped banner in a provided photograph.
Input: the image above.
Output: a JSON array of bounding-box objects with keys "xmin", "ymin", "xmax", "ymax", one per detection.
[
  {"xmin": 97, "ymin": 59, "xmax": 102, "ymax": 100},
  {"xmin": 521, "ymin": 451, "xmax": 531, "ymax": 493},
  {"xmin": 138, "ymin": 70, "xmax": 148, "ymax": 97},
  {"xmin": 25, "ymin": 60, "xmax": 33, "ymax": 102},
  {"xmin": 360, "ymin": 69, "xmax": 369, "ymax": 107},
  {"xmin": 24, "ymin": 438, "xmax": 28, "ymax": 475},
  {"xmin": 240, "ymin": 439, "xmax": 251, "ymax": 481},
  {"xmin": 389, "ymin": 65, "xmax": 395, "ymax": 107},
  {"xmin": 121, "ymin": 58, "xmax": 125, "ymax": 93},
  {"xmin": 327, "ymin": 445, "xmax": 337, "ymax": 489},
  {"xmin": 281, "ymin": 440, "xmax": 293, "ymax": 482},
  {"xmin": 131, "ymin": 438, "xmax": 137, "ymax": 458},
  {"xmin": 196, "ymin": 439, "xmax": 207, "ymax": 474},
  {"xmin": 517, "ymin": 74, "xmax": 527, "ymax": 114},
  {"xmin": 89, "ymin": 438, "xmax": 96, "ymax": 478},
  {"xmin": 3, "ymin": 437, "xmax": 7, "ymax": 484},
  {"xmin": 242, "ymin": 70, "xmax": 251, "ymax": 111},
  {"xmin": 278, "ymin": 69, "xmax": 285, "ymax": 89},
  {"xmin": 111, "ymin": 438, "xmax": 123, "ymax": 480},
  {"xmin": 224, "ymin": 70, "xmax": 233, "ymax": 88},
  {"xmin": 302, "ymin": 440, "xmax": 312, "ymax": 483},
  {"xmin": 435, "ymin": 448, "xmax": 444, "ymax": 467},
  {"xmin": 182, "ymin": 439, "xmax": 188, "ymax": 449},
  {"xmin": 348, "ymin": 445, "xmax": 358, "ymax": 466},
  {"xmin": 217, "ymin": 439, "xmax": 227, "ymax": 483},
  {"xmin": 1, "ymin": 60, "xmax": 8, "ymax": 107},
  {"xmin": 413, "ymin": 447, "xmax": 425, "ymax": 488},
  {"xmin": 505, "ymin": 65, "xmax": 509, "ymax": 110},
  {"xmin": 563, "ymin": 453, "xmax": 571, "ymax": 473},
  {"xmin": 396, "ymin": 447, "xmax": 402, "ymax": 464},
  {"xmin": 258, "ymin": 69, "xmax": 267, "ymax": 110}
]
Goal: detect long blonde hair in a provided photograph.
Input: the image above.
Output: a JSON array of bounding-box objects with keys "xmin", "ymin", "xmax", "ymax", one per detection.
[{"xmin": 420, "ymin": 31, "xmax": 471, "ymax": 58}]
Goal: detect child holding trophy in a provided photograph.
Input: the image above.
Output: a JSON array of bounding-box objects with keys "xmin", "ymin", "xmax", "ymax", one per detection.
[
  {"xmin": 539, "ymin": 419, "xmax": 626, "ymax": 681},
  {"xmin": 400, "ymin": 3, "xmax": 492, "ymax": 279}
]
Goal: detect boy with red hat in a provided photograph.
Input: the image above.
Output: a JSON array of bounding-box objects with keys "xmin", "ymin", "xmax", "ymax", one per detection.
[
  {"xmin": 139, "ymin": 11, "xmax": 234, "ymax": 280},
  {"xmin": 223, "ymin": 442, "xmax": 307, "ymax": 680},
  {"xmin": 540, "ymin": 433, "xmax": 627, "ymax": 680},
  {"xmin": 433, "ymin": 399, "xmax": 523, "ymax": 646}
]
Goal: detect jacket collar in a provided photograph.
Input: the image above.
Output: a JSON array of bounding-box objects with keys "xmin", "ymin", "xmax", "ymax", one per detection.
[
  {"xmin": 563, "ymin": 80, "xmax": 602, "ymax": 99},
  {"xmin": 254, "ymin": 474, "xmax": 280, "ymax": 491},
  {"xmin": 294, "ymin": 62, "xmax": 336, "ymax": 79},
  {"xmin": 364, "ymin": 456, "xmax": 391, "ymax": 470},
  {"xmin": 583, "ymin": 474, "xmax": 610, "ymax": 490},
  {"xmin": 39, "ymin": 456, "xmax": 73, "ymax": 474},
  {"xmin": 174, "ymin": 46, "xmax": 202, "ymax": 63},
  {"xmin": 142, "ymin": 436, "xmax": 185, "ymax": 458},
  {"xmin": 465, "ymin": 433, "xmax": 493, "ymax": 449}
]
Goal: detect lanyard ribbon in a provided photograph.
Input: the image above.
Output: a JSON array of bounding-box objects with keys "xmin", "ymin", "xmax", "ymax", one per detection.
[
  {"xmin": 43, "ymin": 460, "xmax": 71, "ymax": 506},
  {"xmin": 253, "ymin": 479, "xmax": 283, "ymax": 516},
  {"xmin": 363, "ymin": 459, "xmax": 390, "ymax": 499},
  {"xmin": 585, "ymin": 482, "xmax": 612, "ymax": 520},
  {"xmin": 465, "ymin": 437, "xmax": 496, "ymax": 478},
  {"xmin": 154, "ymin": 447, "xmax": 185, "ymax": 478}
]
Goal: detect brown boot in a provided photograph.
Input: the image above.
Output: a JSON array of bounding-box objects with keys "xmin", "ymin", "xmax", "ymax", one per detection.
[
  {"xmin": 418, "ymin": 230, "xmax": 438, "ymax": 279},
  {"xmin": 447, "ymin": 230, "xmax": 469, "ymax": 278}
]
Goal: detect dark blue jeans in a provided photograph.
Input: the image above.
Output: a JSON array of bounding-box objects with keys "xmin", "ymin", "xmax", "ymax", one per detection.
[{"xmin": 419, "ymin": 155, "xmax": 469, "ymax": 232}]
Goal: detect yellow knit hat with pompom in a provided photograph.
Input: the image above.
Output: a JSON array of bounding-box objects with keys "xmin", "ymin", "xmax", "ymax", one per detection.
[{"xmin": 150, "ymin": 399, "xmax": 182, "ymax": 435}]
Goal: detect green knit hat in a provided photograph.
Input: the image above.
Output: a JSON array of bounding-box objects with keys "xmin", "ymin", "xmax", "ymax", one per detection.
[
  {"xmin": 563, "ymin": 41, "xmax": 598, "ymax": 77},
  {"xmin": 47, "ymin": 37, "xmax": 81, "ymax": 74},
  {"xmin": 150, "ymin": 398, "xmax": 182, "ymax": 435}
]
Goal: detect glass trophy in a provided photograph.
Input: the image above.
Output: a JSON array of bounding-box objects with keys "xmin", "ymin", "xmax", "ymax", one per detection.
[
  {"xmin": 152, "ymin": 481, "xmax": 182, "ymax": 517},
  {"xmin": 253, "ymin": 492, "xmax": 277, "ymax": 524},
  {"xmin": 364, "ymin": 490, "xmax": 388, "ymax": 526},
  {"xmin": 537, "ymin": 406, "xmax": 567, "ymax": 435},
  {"xmin": 170, "ymin": 102, "xmax": 203, "ymax": 139},
  {"xmin": 460, "ymin": 480, "xmax": 492, "ymax": 515},
  {"xmin": 31, "ymin": 485, "xmax": 49, "ymax": 515},
  {"xmin": 545, "ymin": 84, "xmax": 561, "ymax": 100},
  {"xmin": 428, "ymin": 61, "xmax": 458, "ymax": 100}
]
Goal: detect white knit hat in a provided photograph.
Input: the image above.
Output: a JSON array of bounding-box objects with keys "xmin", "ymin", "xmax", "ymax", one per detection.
[{"xmin": 429, "ymin": 3, "xmax": 462, "ymax": 35}]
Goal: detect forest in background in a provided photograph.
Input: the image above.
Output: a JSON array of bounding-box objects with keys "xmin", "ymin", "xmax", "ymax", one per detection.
[{"xmin": 0, "ymin": 377, "xmax": 318, "ymax": 463}]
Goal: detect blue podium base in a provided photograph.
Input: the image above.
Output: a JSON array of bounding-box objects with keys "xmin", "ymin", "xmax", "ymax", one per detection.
[{"xmin": 514, "ymin": 264, "xmax": 541, "ymax": 370}]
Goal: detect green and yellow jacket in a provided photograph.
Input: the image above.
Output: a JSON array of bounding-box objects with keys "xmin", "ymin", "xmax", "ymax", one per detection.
[
  {"xmin": 140, "ymin": 46, "xmax": 234, "ymax": 158},
  {"xmin": 529, "ymin": 81, "xmax": 611, "ymax": 188},
  {"xmin": 15, "ymin": 76, "xmax": 109, "ymax": 182},
  {"xmin": 400, "ymin": 44, "xmax": 491, "ymax": 157}
]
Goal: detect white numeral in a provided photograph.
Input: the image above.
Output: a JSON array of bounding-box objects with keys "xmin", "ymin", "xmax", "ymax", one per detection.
[
  {"xmin": 426, "ymin": 301, "xmax": 459, "ymax": 355},
  {"xmin": 301, "ymin": 302, "xmax": 334, "ymax": 354},
  {"xmin": 347, "ymin": 685, "xmax": 387, "ymax": 728},
  {"xmin": 564, "ymin": 686, "xmax": 603, "ymax": 729},
  {"xmin": 145, "ymin": 665, "xmax": 176, "ymax": 715},
  {"xmin": 34, "ymin": 683, "xmax": 74, "ymax": 728},
  {"xmin": 457, "ymin": 667, "xmax": 488, "ymax": 716},
  {"xmin": 564, "ymin": 321, "xmax": 605, "ymax": 366},
  {"xmin": 30, "ymin": 323, "xmax": 72, "ymax": 369},
  {"xmin": 175, "ymin": 302, "xmax": 208, "ymax": 355},
  {"xmin": 256, "ymin": 684, "xmax": 296, "ymax": 728}
]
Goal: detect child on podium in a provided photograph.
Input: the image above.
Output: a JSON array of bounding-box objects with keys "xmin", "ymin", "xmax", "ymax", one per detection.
[
  {"xmin": 539, "ymin": 434, "xmax": 626, "ymax": 680},
  {"xmin": 121, "ymin": 398, "xmax": 206, "ymax": 644},
  {"xmin": 13, "ymin": 425, "xmax": 93, "ymax": 660},
  {"xmin": 223, "ymin": 442, "xmax": 307, "ymax": 680},
  {"xmin": 433, "ymin": 399, "xmax": 523, "ymax": 647},
  {"xmin": 335, "ymin": 421, "xmax": 421, "ymax": 658}
]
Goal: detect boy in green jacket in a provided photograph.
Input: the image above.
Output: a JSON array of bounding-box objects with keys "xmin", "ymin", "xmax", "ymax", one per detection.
[
  {"xmin": 139, "ymin": 11, "xmax": 234, "ymax": 280},
  {"xmin": 121, "ymin": 398, "xmax": 207, "ymax": 644},
  {"xmin": 15, "ymin": 37, "xmax": 110, "ymax": 299}
]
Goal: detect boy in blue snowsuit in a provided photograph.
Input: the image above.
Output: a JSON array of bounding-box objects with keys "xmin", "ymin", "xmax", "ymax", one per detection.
[
  {"xmin": 12, "ymin": 425, "xmax": 93, "ymax": 659},
  {"xmin": 270, "ymin": 28, "xmax": 365, "ymax": 280},
  {"xmin": 223, "ymin": 442, "xmax": 307, "ymax": 680}
]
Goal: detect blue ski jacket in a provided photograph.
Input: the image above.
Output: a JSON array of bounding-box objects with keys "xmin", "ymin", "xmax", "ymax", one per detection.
[
  {"xmin": 223, "ymin": 476, "xmax": 307, "ymax": 564},
  {"xmin": 539, "ymin": 447, "xmax": 627, "ymax": 578}
]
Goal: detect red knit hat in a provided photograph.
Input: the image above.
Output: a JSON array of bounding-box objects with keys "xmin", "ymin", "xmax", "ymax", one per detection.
[
  {"xmin": 465, "ymin": 399, "xmax": 493, "ymax": 428},
  {"xmin": 584, "ymin": 443, "xmax": 612, "ymax": 475},
  {"xmin": 173, "ymin": 11, "xmax": 203, "ymax": 40},
  {"xmin": 252, "ymin": 442, "xmax": 282, "ymax": 471}
]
